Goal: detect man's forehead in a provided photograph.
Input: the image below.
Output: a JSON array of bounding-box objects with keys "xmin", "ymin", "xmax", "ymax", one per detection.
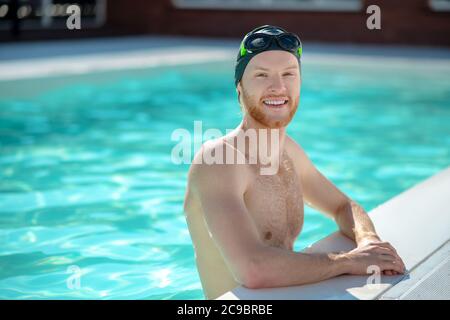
[{"xmin": 247, "ymin": 51, "xmax": 299, "ymax": 71}]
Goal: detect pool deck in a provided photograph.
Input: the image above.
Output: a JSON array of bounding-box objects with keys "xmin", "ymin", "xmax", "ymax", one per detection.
[
  {"xmin": 217, "ymin": 167, "xmax": 450, "ymax": 300},
  {"xmin": 1, "ymin": 35, "xmax": 450, "ymax": 81}
]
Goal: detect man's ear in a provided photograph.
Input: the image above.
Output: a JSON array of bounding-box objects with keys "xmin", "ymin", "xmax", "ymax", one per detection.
[
  {"xmin": 236, "ymin": 82, "xmax": 242, "ymax": 104},
  {"xmin": 236, "ymin": 82, "xmax": 244, "ymax": 111}
]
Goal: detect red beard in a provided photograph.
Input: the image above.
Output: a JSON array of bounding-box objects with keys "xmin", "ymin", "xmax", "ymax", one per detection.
[{"xmin": 242, "ymin": 88, "xmax": 299, "ymax": 128}]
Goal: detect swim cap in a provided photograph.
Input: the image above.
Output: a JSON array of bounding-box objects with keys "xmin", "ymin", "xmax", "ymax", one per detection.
[{"xmin": 234, "ymin": 25, "xmax": 302, "ymax": 87}]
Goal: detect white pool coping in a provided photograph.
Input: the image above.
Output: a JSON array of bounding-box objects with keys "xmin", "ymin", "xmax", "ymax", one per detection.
[
  {"xmin": 1, "ymin": 36, "xmax": 450, "ymax": 81},
  {"xmin": 217, "ymin": 166, "xmax": 450, "ymax": 300},
  {"xmin": 380, "ymin": 240, "xmax": 449, "ymax": 300},
  {"xmin": 0, "ymin": 47, "xmax": 235, "ymax": 81}
]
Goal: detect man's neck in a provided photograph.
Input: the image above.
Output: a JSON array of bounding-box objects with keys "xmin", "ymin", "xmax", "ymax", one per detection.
[{"xmin": 233, "ymin": 115, "xmax": 287, "ymax": 165}]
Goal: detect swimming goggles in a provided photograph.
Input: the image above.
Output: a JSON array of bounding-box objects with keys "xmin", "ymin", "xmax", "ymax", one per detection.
[{"xmin": 240, "ymin": 32, "xmax": 302, "ymax": 58}]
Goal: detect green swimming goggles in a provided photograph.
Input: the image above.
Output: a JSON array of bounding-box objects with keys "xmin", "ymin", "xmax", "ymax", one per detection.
[{"xmin": 239, "ymin": 32, "xmax": 303, "ymax": 58}]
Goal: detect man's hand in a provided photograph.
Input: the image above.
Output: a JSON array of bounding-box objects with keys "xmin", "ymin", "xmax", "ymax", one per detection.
[{"xmin": 342, "ymin": 239, "xmax": 406, "ymax": 276}]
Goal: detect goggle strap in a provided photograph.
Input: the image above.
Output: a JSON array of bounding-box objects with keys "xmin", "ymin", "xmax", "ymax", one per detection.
[{"xmin": 239, "ymin": 40, "xmax": 247, "ymax": 57}]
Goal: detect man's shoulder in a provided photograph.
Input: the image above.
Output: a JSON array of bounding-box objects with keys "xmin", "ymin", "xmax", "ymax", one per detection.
[
  {"xmin": 187, "ymin": 139, "xmax": 249, "ymax": 191},
  {"xmin": 284, "ymin": 135, "xmax": 317, "ymax": 179},
  {"xmin": 285, "ymin": 135, "xmax": 307, "ymax": 159}
]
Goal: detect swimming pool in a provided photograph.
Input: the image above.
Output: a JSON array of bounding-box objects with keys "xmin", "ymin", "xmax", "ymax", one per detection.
[{"xmin": 0, "ymin": 53, "xmax": 449, "ymax": 299}]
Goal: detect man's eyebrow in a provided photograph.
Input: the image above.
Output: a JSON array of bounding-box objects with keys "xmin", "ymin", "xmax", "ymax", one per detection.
[{"xmin": 252, "ymin": 65, "xmax": 298, "ymax": 71}]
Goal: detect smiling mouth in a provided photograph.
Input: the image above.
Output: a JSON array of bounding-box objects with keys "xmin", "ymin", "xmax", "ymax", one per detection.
[{"xmin": 263, "ymin": 99, "xmax": 289, "ymax": 108}]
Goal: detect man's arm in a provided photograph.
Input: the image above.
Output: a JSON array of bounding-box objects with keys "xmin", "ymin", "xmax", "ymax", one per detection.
[
  {"xmin": 189, "ymin": 144, "xmax": 402, "ymax": 289},
  {"xmin": 287, "ymin": 137, "xmax": 377, "ymax": 242},
  {"xmin": 287, "ymin": 138, "xmax": 405, "ymax": 274},
  {"xmin": 334, "ymin": 197, "xmax": 405, "ymax": 275},
  {"xmin": 190, "ymin": 157, "xmax": 347, "ymax": 289},
  {"xmin": 335, "ymin": 200, "xmax": 379, "ymax": 245}
]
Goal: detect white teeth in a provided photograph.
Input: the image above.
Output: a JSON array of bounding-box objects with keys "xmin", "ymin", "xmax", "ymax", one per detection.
[{"xmin": 264, "ymin": 100, "xmax": 287, "ymax": 106}]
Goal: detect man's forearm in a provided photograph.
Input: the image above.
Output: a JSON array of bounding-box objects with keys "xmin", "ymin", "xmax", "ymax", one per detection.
[
  {"xmin": 246, "ymin": 246, "xmax": 348, "ymax": 289},
  {"xmin": 335, "ymin": 200, "xmax": 379, "ymax": 245}
]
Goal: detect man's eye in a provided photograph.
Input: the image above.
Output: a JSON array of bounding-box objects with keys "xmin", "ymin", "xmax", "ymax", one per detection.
[
  {"xmin": 256, "ymin": 73, "xmax": 267, "ymax": 78},
  {"xmin": 283, "ymin": 73, "xmax": 295, "ymax": 76}
]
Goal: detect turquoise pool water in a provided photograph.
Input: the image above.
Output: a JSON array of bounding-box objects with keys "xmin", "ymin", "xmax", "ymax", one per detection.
[{"xmin": 0, "ymin": 55, "xmax": 449, "ymax": 299}]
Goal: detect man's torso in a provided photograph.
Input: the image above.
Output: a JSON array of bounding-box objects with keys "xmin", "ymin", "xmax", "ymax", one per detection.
[{"xmin": 184, "ymin": 136, "xmax": 304, "ymax": 299}]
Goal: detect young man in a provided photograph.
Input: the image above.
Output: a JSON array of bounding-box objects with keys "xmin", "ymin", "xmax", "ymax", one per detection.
[{"xmin": 184, "ymin": 25, "xmax": 405, "ymax": 300}]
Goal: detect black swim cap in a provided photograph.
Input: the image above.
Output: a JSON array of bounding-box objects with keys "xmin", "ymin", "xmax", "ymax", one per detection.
[{"xmin": 234, "ymin": 25, "xmax": 302, "ymax": 87}]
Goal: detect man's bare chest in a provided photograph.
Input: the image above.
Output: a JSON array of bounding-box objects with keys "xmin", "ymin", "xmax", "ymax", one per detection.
[{"xmin": 244, "ymin": 154, "xmax": 304, "ymax": 249}]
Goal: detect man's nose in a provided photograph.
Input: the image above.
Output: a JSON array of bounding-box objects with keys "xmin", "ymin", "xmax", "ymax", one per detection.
[{"xmin": 268, "ymin": 75, "xmax": 286, "ymax": 92}]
